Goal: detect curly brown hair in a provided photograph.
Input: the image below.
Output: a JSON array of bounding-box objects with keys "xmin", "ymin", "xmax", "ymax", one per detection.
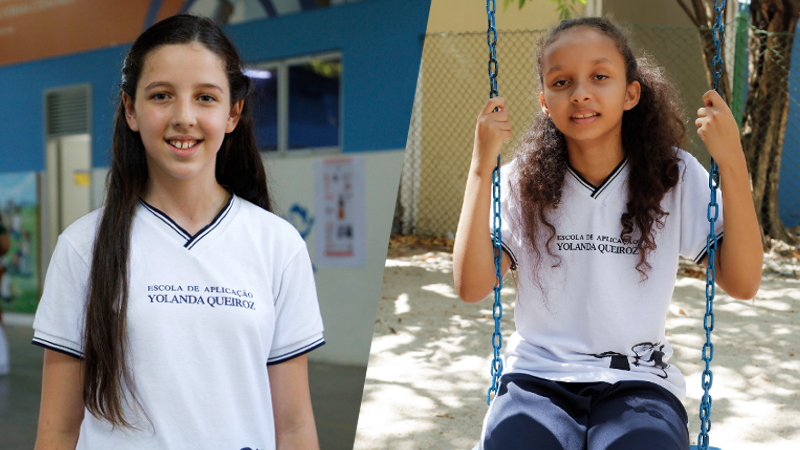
[{"xmin": 509, "ymin": 17, "xmax": 685, "ymax": 283}]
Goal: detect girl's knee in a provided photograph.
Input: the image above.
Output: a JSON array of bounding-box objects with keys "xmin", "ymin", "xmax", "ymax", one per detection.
[
  {"xmin": 592, "ymin": 428, "xmax": 689, "ymax": 450},
  {"xmin": 484, "ymin": 413, "xmax": 569, "ymax": 450}
]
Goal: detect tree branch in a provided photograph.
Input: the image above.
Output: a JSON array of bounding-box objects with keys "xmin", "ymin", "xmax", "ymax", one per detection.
[
  {"xmin": 676, "ymin": 0, "xmax": 701, "ymax": 27},
  {"xmin": 692, "ymin": 0, "xmax": 711, "ymax": 27}
]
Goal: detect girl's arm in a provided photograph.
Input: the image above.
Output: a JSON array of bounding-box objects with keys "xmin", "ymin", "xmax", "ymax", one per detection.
[
  {"xmin": 453, "ymin": 97, "xmax": 513, "ymax": 303},
  {"xmin": 268, "ymin": 354, "xmax": 319, "ymax": 450},
  {"xmin": 35, "ymin": 350, "xmax": 84, "ymax": 450},
  {"xmin": 696, "ymin": 90, "xmax": 763, "ymax": 299}
]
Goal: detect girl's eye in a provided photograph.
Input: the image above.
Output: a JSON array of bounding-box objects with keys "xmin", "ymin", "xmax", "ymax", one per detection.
[
  {"xmin": 553, "ymin": 80, "xmax": 568, "ymax": 87},
  {"xmin": 595, "ymin": 75, "xmax": 608, "ymax": 81},
  {"xmin": 151, "ymin": 93, "xmax": 169, "ymax": 101},
  {"xmin": 199, "ymin": 94, "xmax": 216, "ymax": 102}
]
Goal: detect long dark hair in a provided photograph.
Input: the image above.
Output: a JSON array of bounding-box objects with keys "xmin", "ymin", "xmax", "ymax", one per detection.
[
  {"xmin": 83, "ymin": 14, "xmax": 270, "ymax": 427},
  {"xmin": 510, "ymin": 17, "xmax": 684, "ymax": 284}
]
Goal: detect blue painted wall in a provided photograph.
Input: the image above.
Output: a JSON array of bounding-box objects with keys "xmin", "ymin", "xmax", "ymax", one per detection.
[{"xmin": 0, "ymin": 0, "xmax": 429, "ymax": 172}]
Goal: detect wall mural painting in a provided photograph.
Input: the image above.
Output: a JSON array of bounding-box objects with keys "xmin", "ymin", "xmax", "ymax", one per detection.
[{"xmin": 0, "ymin": 172, "xmax": 39, "ymax": 314}]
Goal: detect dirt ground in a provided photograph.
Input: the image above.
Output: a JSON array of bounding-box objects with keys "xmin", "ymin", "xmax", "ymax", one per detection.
[{"xmin": 354, "ymin": 240, "xmax": 800, "ymax": 450}]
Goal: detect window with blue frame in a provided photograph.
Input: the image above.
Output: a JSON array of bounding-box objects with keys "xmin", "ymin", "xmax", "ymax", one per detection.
[{"xmin": 246, "ymin": 53, "xmax": 341, "ymax": 154}]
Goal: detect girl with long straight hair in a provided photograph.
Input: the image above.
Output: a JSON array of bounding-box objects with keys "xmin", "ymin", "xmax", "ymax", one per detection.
[{"xmin": 33, "ymin": 14, "xmax": 324, "ymax": 449}]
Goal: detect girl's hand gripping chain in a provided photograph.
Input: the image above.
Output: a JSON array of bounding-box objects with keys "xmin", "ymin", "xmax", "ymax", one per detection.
[
  {"xmin": 695, "ymin": 90, "xmax": 763, "ymax": 299},
  {"xmin": 696, "ymin": 90, "xmax": 744, "ymax": 168},
  {"xmin": 473, "ymin": 97, "xmax": 513, "ymax": 176},
  {"xmin": 454, "ymin": 97, "xmax": 513, "ymax": 303}
]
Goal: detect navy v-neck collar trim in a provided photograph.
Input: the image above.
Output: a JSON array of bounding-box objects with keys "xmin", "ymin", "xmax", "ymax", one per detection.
[
  {"xmin": 138, "ymin": 194, "xmax": 235, "ymax": 249},
  {"xmin": 567, "ymin": 157, "xmax": 628, "ymax": 199},
  {"xmin": 186, "ymin": 194, "xmax": 234, "ymax": 250},
  {"xmin": 138, "ymin": 200, "xmax": 192, "ymax": 240}
]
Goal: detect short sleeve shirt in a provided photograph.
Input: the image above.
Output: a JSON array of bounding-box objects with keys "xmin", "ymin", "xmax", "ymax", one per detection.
[
  {"xmin": 33, "ymin": 195, "xmax": 325, "ymax": 449},
  {"xmin": 495, "ymin": 150, "xmax": 723, "ymax": 400}
]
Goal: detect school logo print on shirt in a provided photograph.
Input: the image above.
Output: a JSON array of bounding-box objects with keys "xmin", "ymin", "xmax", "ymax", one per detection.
[
  {"xmin": 591, "ymin": 342, "xmax": 670, "ymax": 379},
  {"xmin": 556, "ymin": 233, "xmax": 642, "ymax": 256},
  {"xmin": 146, "ymin": 285, "xmax": 257, "ymax": 311}
]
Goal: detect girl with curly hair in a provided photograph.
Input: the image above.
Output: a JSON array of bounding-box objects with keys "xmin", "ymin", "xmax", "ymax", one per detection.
[{"xmin": 453, "ymin": 17, "xmax": 762, "ymax": 450}]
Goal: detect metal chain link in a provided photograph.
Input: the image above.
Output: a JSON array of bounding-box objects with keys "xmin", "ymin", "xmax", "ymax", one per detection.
[
  {"xmin": 697, "ymin": 1, "xmax": 725, "ymax": 449},
  {"xmin": 486, "ymin": 0, "xmax": 504, "ymax": 405},
  {"xmin": 487, "ymin": 0, "xmax": 499, "ymax": 100}
]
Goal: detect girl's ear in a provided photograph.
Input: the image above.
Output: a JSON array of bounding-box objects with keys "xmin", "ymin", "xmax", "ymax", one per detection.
[
  {"xmin": 624, "ymin": 80, "xmax": 641, "ymax": 111},
  {"xmin": 539, "ymin": 92, "xmax": 550, "ymax": 116},
  {"xmin": 226, "ymin": 100, "xmax": 244, "ymax": 133},
  {"xmin": 122, "ymin": 93, "xmax": 139, "ymax": 132}
]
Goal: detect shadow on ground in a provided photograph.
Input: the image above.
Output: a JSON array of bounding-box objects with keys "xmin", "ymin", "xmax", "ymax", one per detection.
[{"xmin": 354, "ymin": 246, "xmax": 800, "ymax": 450}]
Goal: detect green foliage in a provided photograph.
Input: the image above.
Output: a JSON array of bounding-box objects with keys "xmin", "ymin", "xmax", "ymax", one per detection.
[
  {"xmin": 504, "ymin": 0, "xmax": 587, "ymax": 20},
  {"xmin": 308, "ymin": 60, "xmax": 341, "ymax": 79},
  {"xmin": 550, "ymin": 0, "xmax": 588, "ymax": 20}
]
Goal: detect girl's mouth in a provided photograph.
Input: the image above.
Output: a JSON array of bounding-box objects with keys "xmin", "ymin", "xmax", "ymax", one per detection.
[
  {"xmin": 571, "ymin": 113, "xmax": 599, "ymax": 124},
  {"xmin": 167, "ymin": 139, "xmax": 201, "ymax": 149}
]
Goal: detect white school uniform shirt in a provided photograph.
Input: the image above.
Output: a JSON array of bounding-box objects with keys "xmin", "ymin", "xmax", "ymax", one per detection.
[
  {"xmin": 495, "ymin": 149, "xmax": 723, "ymax": 400},
  {"xmin": 33, "ymin": 195, "xmax": 325, "ymax": 450}
]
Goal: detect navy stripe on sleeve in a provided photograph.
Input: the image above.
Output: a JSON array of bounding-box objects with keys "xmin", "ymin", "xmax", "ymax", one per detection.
[
  {"xmin": 693, "ymin": 232, "xmax": 724, "ymax": 265},
  {"xmin": 32, "ymin": 338, "xmax": 84, "ymax": 359},
  {"xmin": 500, "ymin": 240, "xmax": 518, "ymax": 271},
  {"xmin": 488, "ymin": 233, "xmax": 518, "ymax": 271},
  {"xmin": 267, "ymin": 337, "xmax": 326, "ymax": 366}
]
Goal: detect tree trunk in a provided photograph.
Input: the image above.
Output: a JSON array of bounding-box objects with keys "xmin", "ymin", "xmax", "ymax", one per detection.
[
  {"xmin": 741, "ymin": 0, "xmax": 800, "ymax": 245},
  {"xmin": 677, "ymin": 0, "xmax": 800, "ymax": 246},
  {"xmin": 678, "ymin": 0, "xmax": 733, "ymax": 101}
]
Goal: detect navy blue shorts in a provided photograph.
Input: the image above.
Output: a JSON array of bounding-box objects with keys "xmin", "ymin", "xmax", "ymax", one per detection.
[{"xmin": 482, "ymin": 373, "xmax": 689, "ymax": 450}]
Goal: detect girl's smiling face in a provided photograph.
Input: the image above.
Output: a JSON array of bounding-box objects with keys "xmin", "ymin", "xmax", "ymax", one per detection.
[
  {"xmin": 539, "ymin": 26, "xmax": 640, "ymax": 152},
  {"xmin": 123, "ymin": 42, "xmax": 242, "ymax": 185}
]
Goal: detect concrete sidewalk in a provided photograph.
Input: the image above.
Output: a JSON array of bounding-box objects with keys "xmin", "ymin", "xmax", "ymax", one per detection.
[{"xmin": 0, "ymin": 317, "xmax": 365, "ymax": 450}]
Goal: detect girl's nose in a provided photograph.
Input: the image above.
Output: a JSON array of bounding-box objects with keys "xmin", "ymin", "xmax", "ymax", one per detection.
[
  {"xmin": 570, "ymin": 82, "xmax": 592, "ymax": 104},
  {"xmin": 171, "ymin": 98, "xmax": 197, "ymax": 129}
]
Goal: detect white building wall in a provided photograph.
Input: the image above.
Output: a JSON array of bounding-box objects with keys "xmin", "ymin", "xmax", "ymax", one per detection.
[{"xmin": 267, "ymin": 150, "xmax": 403, "ymax": 366}]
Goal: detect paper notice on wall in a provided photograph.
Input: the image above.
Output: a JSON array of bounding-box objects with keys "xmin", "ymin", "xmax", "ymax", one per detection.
[
  {"xmin": 73, "ymin": 170, "xmax": 90, "ymax": 187},
  {"xmin": 314, "ymin": 157, "xmax": 366, "ymax": 267}
]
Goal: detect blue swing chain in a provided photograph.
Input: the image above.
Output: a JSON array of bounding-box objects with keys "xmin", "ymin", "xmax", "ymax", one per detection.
[
  {"xmin": 698, "ymin": 1, "xmax": 724, "ymax": 449},
  {"xmin": 486, "ymin": 0, "xmax": 504, "ymax": 405}
]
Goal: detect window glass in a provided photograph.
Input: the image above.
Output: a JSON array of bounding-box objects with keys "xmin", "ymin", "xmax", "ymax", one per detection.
[
  {"xmin": 288, "ymin": 58, "xmax": 341, "ymax": 150},
  {"xmin": 246, "ymin": 67, "xmax": 278, "ymax": 152}
]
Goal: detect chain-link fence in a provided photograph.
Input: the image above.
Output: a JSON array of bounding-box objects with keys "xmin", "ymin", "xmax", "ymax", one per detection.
[{"xmin": 396, "ymin": 22, "xmax": 800, "ymax": 240}]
